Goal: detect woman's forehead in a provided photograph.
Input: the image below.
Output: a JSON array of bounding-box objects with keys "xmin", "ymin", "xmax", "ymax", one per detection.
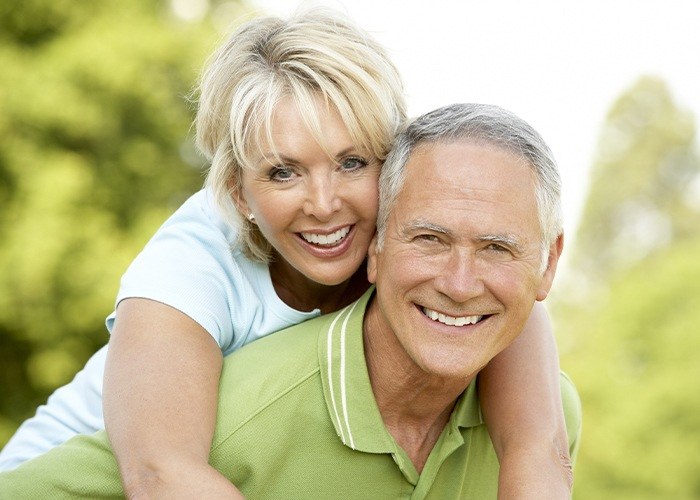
[{"xmin": 249, "ymin": 95, "xmax": 367, "ymax": 160}]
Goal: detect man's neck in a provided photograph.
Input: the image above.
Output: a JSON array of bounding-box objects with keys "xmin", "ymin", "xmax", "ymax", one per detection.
[{"xmin": 362, "ymin": 300, "xmax": 473, "ymax": 472}]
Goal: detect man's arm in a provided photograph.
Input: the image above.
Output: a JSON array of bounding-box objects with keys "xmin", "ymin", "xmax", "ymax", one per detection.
[
  {"xmin": 0, "ymin": 401, "xmax": 245, "ymax": 500},
  {"xmin": 0, "ymin": 431, "xmax": 123, "ymax": 499}
]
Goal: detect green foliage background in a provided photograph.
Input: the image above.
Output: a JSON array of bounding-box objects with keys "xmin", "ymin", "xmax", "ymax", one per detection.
[
  {"xmin": 0, "ymin": 0, "xmax": 245, "ymax": 443},
  {"xmin": 1, "ymin": 3, "xmax": 699, "ymax": 498},
  {"xmin": 555, "ymin": 77, "xmax": 700, "ymax": 498}
]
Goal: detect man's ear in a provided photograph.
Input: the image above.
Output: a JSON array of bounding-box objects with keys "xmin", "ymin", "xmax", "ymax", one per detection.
[
  {"xmin": 367, "ymin": 234, "xmax": 380, "ymax": 285},
  {"xmin": 536, "ymin": 233, "xmax": 564, "ymax": 302}
]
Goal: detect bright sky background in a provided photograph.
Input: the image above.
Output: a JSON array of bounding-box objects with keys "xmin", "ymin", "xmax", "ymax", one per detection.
[{"xmin": 247, "ymin": 0, "xmax": 700, "ymax": 271}]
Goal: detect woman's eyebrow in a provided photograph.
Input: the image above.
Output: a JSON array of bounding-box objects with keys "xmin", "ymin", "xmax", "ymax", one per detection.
[
  {"xmin": 257, "ymin": 146, "xmax": 359, "ymax": 166},
  {"xmin": 332, "ymin": 146, "xmax": 358, "ymax": 158},
  {"xmin": 256, "ymin": 152, "xmax": 295, "ymax": 167}
]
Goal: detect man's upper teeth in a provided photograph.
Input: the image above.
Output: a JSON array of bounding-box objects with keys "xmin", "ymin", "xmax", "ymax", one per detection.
[
  {"xmin": 422, "ymin": 307, "xmax": 482, "ymax": 326},
  {"xmin": 302, "ymin": 226, "xmax": 350, "ymax": 246}
]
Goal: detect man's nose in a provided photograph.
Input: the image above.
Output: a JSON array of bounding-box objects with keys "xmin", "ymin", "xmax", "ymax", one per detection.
[
  {"xmin": 433, "ymin": 250, "xmax": 485, "ymax": 303},
  {"xmin": 302, "ymin": 175, "xmax": 342, "ymax": 221}
]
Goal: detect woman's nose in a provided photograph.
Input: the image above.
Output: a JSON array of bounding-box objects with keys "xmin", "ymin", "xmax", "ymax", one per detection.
[{"xmin": 302, "ymin": 176, "xmax": 342, "ymax": 221}]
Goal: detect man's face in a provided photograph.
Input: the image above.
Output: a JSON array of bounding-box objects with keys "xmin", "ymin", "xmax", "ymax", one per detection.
[{"xmin": 367, "ymin": 140, "xmax": 562, "ymax": 381}]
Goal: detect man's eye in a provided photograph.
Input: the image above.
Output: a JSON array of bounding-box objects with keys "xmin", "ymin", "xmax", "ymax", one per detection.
[
  {"xmin": 415, "ymin": 234, "xmax": 440, "ymax": 243},
  {"xmin": 268, "ymin": 166, "xmax": 295, "ymax": 182},
  {"xmin": 486, "ymin": 243, "xmax": 509, "ymax": 253},
  {"xmin": 340, "ymin": 157, "xmax": 368, "ymax": 171}
]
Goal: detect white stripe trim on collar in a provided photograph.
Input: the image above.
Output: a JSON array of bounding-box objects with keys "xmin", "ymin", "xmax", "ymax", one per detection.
[{"xmin": 326, "ymin": 300, "xmax": 360, "ymax": 449}]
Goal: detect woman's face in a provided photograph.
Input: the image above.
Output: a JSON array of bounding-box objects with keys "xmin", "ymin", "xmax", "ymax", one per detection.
[{"xmin": 238, "ymin": 95, "xmax": 380, "ymax": 288}]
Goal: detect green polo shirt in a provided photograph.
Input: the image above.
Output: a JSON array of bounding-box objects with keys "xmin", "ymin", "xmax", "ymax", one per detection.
[{"xmin": 0, "ymin": 289, "xmax": 581, "ymax": 498}]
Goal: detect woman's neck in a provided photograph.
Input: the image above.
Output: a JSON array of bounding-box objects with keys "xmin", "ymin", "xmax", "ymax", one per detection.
[{"xmin": 268, "ymin": 258, "xmax": 370, "ymax": 314}]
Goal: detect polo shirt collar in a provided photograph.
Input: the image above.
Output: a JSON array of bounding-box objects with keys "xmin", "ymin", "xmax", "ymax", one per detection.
[{"xmin": 318, "ymin": 287, "xmax": 483, "ymax": 455}]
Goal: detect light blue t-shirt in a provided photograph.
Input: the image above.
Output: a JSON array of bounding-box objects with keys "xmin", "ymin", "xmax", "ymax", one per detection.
[{"xmin": 0, "ymin": 189, "xmax": 321, "ymax": 471}]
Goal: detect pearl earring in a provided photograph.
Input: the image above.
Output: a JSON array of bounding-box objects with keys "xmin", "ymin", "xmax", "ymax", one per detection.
[{"xmin": 248, "ymin": 213, "xmax": 255, "ymax": 222}]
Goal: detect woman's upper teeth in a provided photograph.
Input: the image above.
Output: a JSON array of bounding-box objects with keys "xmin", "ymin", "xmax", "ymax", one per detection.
[
  {"xmin": 422, "ymin": 307, "xmax": 483, "ymax": 326},
  {"xmin": 301, "ymin": 226, "xmax": 350, "ymax": 246}
]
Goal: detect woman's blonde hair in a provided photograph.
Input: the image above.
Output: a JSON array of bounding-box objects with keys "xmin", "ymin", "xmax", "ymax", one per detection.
[{"xmin": 196, "ymin": 8, "xmax": 406, "ymax": 262}]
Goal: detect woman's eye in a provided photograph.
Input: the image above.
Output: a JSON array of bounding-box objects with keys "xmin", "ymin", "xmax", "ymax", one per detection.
[
  {"xmin": 340, "ymin": 157, "xmax": 368, "ymax": 171},
  {"xmin": 268, "ymin": 166, "xmax": 295, "ymax": 182}
]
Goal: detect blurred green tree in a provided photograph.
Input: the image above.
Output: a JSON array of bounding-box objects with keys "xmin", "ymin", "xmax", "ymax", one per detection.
[
  {"xmin": 569, "ymin": 76, "xmax": 700, "ymax": 283},
  {"xmin": 555, "ymin": 77, "xmax": 700, "ymax": 498},
  {"xmin": 0, "ymin": 0, "xmax": 247, "ymax": 445}
]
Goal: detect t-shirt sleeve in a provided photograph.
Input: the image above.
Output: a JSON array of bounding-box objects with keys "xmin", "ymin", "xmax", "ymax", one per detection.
[
  {"xmin": 560, "ymin": 372, "xmax": 583, "ymax": 465},
  {"xmin": 0, "ymin": 431, "xmax": 123, "ymax": 499},
  {"xmin": 105, "ymin": 191, "xmax": 244, "ymax": 352}
]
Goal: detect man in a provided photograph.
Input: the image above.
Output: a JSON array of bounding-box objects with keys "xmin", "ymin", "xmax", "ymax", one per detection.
[{"xmin": 0, "ymin": 103, "xmax": 580, "ymax": 498}]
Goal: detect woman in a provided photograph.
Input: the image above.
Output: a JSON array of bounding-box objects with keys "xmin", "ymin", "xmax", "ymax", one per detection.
[{"xmin": 0, "ymin": 8, "xmax": 571, "ymax": 498}]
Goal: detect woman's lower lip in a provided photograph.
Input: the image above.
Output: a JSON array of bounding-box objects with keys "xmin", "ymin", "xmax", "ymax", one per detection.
[{"xmin": 296, "ymin": 226, "xmax": 356, "ymax": 258}]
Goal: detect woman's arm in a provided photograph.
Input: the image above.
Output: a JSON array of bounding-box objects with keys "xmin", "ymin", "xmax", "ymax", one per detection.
[
  {"xmin": 104, "ymin": 298, "xmax": 244, "ymax": 499},
  {"xmin": 478, "ymin": 302, "xmax": 573, "ymax": 499}
]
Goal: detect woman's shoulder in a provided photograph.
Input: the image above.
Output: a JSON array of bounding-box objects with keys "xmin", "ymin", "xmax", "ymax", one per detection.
[{"xmin": 160, "ymin": 188, "xmax": 240, "ymax": 247}]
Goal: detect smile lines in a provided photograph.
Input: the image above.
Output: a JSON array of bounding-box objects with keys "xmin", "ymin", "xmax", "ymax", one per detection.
[
  {"xmin": 421, "ymin": 307, "xmax": 483, "ymax": 327},
  {"xmin": 300, "ymin": 226, "xmax": 351, "ymax": 247}
]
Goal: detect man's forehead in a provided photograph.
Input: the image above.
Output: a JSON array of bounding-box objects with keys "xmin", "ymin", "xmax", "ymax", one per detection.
[
  {"xmin": 400, "ymin": 141, "xmax": 534, "ymax": 197},
  {"xmin": 408, "ymin": 138, "xmax": 527, "ymax": 170},
  {"xmin": 389, "ymin": 140, "xmax": 540, "ymax": 237}
]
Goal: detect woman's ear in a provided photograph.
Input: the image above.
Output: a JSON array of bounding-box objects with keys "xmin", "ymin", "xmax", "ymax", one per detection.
[{"xmin": 228, "ymin": 178, "xmax": 250, "ymax": 219}]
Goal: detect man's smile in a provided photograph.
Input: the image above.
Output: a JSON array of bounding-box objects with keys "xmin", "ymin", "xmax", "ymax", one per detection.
[{"xmin": 420, "ymin": 306, "xmax": 486, "ymax": 327}]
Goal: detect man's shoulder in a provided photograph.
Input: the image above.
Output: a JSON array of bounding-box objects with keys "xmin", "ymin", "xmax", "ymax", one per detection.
[
  {"xmin": 559, "ymin": 372, "xmax": 583, "ymax": 461},
  {"xmin": 213, "ymin": 311, "xmax": 343, "ymax": 434},
  {"xmin": 222, "ymin": 310, "xmax": 339, "ymax": 371}
]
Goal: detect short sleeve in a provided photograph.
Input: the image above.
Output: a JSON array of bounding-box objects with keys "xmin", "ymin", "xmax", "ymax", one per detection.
[
  {"xmin": 560, "ymin": 372, "xmax": 583, "ymax": 464},
  {"xmin": 105, "ymin": 190, "xmax": 242, "ymax": 351}
]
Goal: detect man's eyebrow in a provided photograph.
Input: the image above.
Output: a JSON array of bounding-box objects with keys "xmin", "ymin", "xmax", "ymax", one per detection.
[
  {"xmin": 478, "ymin": 234, "xmax": 524, "ymax": 252},
  {"xmin": 402, "ymin": 219, "xmax": 451, "ymax": 236}
]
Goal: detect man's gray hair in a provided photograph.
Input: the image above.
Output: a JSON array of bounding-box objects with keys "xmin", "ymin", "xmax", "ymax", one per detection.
[{"xmin": 377, "ymin": 103, "xmax": 563, "ymax": 266}]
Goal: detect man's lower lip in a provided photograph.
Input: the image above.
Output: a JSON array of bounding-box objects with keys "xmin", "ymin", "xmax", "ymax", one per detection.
[{"xmin": 296, "ymin": 227, "xmax": 355, "ymax": 258}]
